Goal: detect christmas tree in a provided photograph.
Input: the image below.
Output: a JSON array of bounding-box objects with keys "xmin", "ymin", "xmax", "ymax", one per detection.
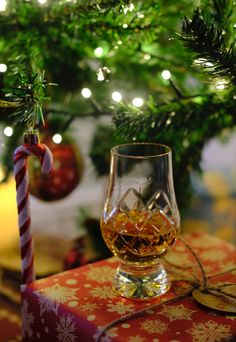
[{"xmin": 0, "ymin": 0, "xmax": 235, "ymax": 214}]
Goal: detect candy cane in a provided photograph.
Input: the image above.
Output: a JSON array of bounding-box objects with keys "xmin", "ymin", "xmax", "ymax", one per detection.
[{"xmin": 14, "ymin": 142, "xmax": 53, "ymax": 284}]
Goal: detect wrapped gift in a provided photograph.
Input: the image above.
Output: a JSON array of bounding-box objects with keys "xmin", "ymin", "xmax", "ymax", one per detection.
[{"xmin": 21, "ymin": 232, "xmax": 236, "ymax": 342}]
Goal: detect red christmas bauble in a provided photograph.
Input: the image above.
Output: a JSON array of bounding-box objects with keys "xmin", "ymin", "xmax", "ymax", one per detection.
[{"xmin": 28, "ymin": 134, "xmax": 84, "ymax": 201}]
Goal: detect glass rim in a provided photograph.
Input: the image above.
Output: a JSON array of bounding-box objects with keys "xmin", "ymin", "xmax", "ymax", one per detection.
[{"xmin": 111, "ymin": 142, "xmax": 172, "ymax": 158}]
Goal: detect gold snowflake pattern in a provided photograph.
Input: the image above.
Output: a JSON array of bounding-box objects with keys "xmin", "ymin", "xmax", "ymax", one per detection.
[
  {"xmin": 187, "ymin": 320, "xmax": 232, "ymax": 342},
  {"xmin": 56, "ymin": 314, "xmax": 77, "ymax": 342},
  {"xmin": 89, "ymin": 286, "xmax": 115, "ymax": 299},
  {"xmin": 140, "ymin": 319, "xmax": 168, "ymax": 334},
  {"xmin": 84, "ymin": 265, "xmax": 115, "ymax": 283},
  {"xmin": 21, "ymin": 299, "xmax": 34, "ymax": 339},
  {"xmin": 80, "ymin": 303, "xmax": 99, "ymax": 312},
  {"xmin": 128, "ymin": 335, "xmax": 146, "ymax": 342},
  {"xmin": 190, "ymin": 236, "xmax": 221, "ymax": 249},
  {"xmin": 107, "ymin": 301, "xmax": 135, "ymax": 315},
  {"xmin": 34, "ymin": 284, "xmax": 78, "ymax": 316},
  {"xmin": 200, "ymin": 250, "xmax": 227, "ymax": 262},
  {"xmin": 165, "ymin": 251, "xmax": 191, "ymax": 266},
  {"xmin": 159, "ymin": 304, "xmax": 196, "ymax": 321}
]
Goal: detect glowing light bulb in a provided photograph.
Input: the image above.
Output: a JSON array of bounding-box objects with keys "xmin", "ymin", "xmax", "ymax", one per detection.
[
  {"xmin": 0, "ymin": 64, "xmax": 7, "ymax": 72},
  {"xmin": 143, "ymin": 54, "xmax": 151, "ymax": 61},
  {"xmin": 52, "ymin": 134, "xmax": 62, "ymax": 144},
  {"xmin": 0, "ymin": 0, "xmax": 7, "ymax": 11},
  {"xmin": 216, "ymin": 83, "xmax": 225, "ymax": 90},
  {"xmin": 123, "ymin": 2, "xmax": 134, "ymax": 14},
  {"xmin": 137, "ymin": 12, "xmax": 144, "ymax": 18},
  {"xmin": 161, "ymin": 70, "xmax": 171, "ymax": 80},
  {"xmin": 81, "ymin": 88, "xmax": 92, "ymax": 98},
  {"xmin": 3, "ymin": 126, "xmax": 13, "ymax": 137},
  {"xmin": 117, "ymin": 40, "xmax": 123, "ymax": 45},
  {"xmin": 112, "ymin": 91, "xmax": 122, "ymax": 102},
  {"xmin": 94, "ymin": 47, "xmax": 104, "ymax": 58},
  {"xmin": 123, "ymin": 24, "xmax": 128, "ymax": 29},
  {"xmin": 132, "ymin": 97, "xmax": 144, "ymax": 107}
]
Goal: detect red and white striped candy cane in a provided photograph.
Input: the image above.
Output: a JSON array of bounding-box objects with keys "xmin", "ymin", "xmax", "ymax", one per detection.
[{"xmin": 14, "ymin": 142, "xmax": 53, "ymax": 284}]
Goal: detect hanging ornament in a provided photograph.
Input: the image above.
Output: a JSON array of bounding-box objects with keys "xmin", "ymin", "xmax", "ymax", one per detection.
[
  {"xmin": 28, "ymin": 133, "xmax": 84, "ymax": 201},
  {"xmin": 96, "ymin": 67, "xmax": 111, "ymax": 82}
]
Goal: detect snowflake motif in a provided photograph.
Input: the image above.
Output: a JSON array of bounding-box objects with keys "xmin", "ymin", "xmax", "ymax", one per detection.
[
  {"xmin": 128, "ymin": 335, "xmax": 146, "ymax": 342},
  {"xmin": 34, "ymin": 284, "xmax": 78, "ymax": 316},
  {"xmin": 200, "ymin": 250, "xmax": 226, "ymax": 262},
  {"xmin": 106, "ymin": 301, "xmax": 135, "ymax": 315},
  {"xmin": 187, "ymin": 320, "xmax": 232, "ymax": 342},
  {"xmin": 56, "ymin": 314, "xmax": 77, "ymax": 342},
  {"xmin": 165, "ymin": 252, "xmax": 190, "ymax": 266},
  {"xmin": 90, "ymin": 286, "xmax": 115, "ymax": 299},
  {"xmin": 80, "ymin": 302, "xmax": 99, "ymax": 312},
  {"xmin": 140, "ymin": 319, "xmax": 168, "ymax": 334},
  {"xmin": 190, "ymin": 236, "xmax": 220, "ymax": 249},
  {"xmin": 21, "ymin": 299, "xmax": 34, "ymax": 339},
  {"xmin": 84, "ymin": 265, "xmax": 115, "ymax": 283},
  {"xmin": 219, "ymin": 261, "xmax": 236, "ymax": 273},
  {"xmin": 159, "ymin": 304, "xmax": 196, "ymax": 321}
]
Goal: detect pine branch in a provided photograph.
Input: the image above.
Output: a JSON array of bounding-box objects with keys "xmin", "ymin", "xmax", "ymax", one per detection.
[{"xmin": 180, "ymin": 7, "xmax": 236, "ymax": 85}]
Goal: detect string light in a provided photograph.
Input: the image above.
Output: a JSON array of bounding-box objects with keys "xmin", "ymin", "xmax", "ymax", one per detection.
[
  {"xmin": 3, "ymin": 126, "xmax": 13, "ymax": 137},
  {"xmin": 143, "ymin": 54, "xmax": 151, "ymax": 61},
  {"xmin": 52, "ymin": 133, "xmax": 62, "ymax": 144},
  {"xmin": 81, "ymin": 87, "xmax": 92, "ymax": 98},
  {"xmin": 117, "ymin": 40, "xmax": 123, "ymax": 45},
  {"xmin": 132, "ymin": 97, "xmax": 144, "ymax": 107},
  {"xmin": 161, "ymin": 70, "xmax": 171, "ymax": 80},
  {"xmin": 96, "ymin": 67, "xmax": 111, "ymax": 82},
  {"xmin": 137, "ymin": 13, "xmax": 144, "ymax": 18},
  {"xmin": 215, "ymin": 83, "xmax": 225, "ymax": 90},
  {"xmin": 122, "ymin": 24, "xmax": 128, "ymax": 29},
  {"xmin": 94, "ymin": 47, "xmax": 104, "ymax": 58},
  {"xmin": 112, "ymin": 91, "xmax": 122, "ymax": 102},
  {"xmin": 215, "ymin": 79, "xmax": 227, "ymax": 90},
  {"xmin": 123, "ymin": 2, "xmax": 135, "ymax": 14},
  {"xmin": 0, "ymin": 64, "xmax": 7, "ymax": 72},
  {"xmin": 0, "ymin": 0, "xmax": 7, "ymax": 11}
]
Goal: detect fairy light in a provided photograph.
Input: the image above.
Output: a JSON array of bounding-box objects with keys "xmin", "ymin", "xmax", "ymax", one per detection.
[
  {"xmin": 0, "ymin": 0, "xmax": 7, "ymax": 11},
  {"xmin": 123, "ymin": 2, "xmax": 135, "ymax": 14},
  {"xmin": 143, "ymin": 54, "xmax": 151, "ymax": 61},
  {"xmin": 112, "ymin": 91, "xmax": 122, "ymax": 102},
  {"xmin": 52, "ymin": 133, "xmax": 62, "ymax": 144},
  {"xmin": 117, "ymin": 40, "xmax": 123, "ymax": 45},
  {"xmin": 81, "ymin": 87, "xmax": 92, "ymax": 98},
  {"xmin": 132, "ymin": 97, "xmax": 144, "ymax": 107},
  {"xmin": 94, "ymin": 47, "xmax": 104, "ymax": 58},
  {"xmin": 215, "ymin": 79, "xmax": 227, "ymax": 90},
  {"xmin": 97, "ymin": 69, "xmax": 105, "ymax": 81},
  {"xmin": 234, "ymin": 23, "xmax": 236, "ymax": 28},
  {"xmin": 122, "ymin": 24, "xmax": 128, "ymax": 29},
  {"xmin": 161, "ymin": 70, "xmax": 171, "ymax": 80},
  {"xmin": 137, "ymin": 12, "xmax": 144, "ymax": 18},
  {"xmin": 0, "ymin": 64, "xmax": 7, "ymax": 72},
  {"xmin": 3, "ymin": 126, "xmax": 13, "ymax": 137},
  {"xmin": 216, "ymin": 83, "xmax": 225, "ymax": 90}
]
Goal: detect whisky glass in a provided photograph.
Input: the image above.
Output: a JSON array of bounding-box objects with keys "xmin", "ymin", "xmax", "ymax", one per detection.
[{"xmin": 101, "ymin": 143, "xmax": 180, "ymax": 299}]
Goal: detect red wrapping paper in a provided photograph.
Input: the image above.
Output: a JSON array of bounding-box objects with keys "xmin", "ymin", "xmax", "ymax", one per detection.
[{"xmin": 21, "ymin": 232, "xmax": 236, "ymax": 342}]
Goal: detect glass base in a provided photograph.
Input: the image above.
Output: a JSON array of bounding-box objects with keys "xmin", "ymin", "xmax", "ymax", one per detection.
[{"xmin": 113, "ymin": 262, "xmax": 171, "ymax": 299}]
